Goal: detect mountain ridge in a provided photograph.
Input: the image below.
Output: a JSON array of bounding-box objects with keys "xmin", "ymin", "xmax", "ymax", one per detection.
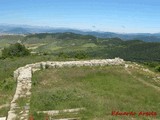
[{"xmin": 0, "ymin": 24, "xmax": 160, "ymax": 42}]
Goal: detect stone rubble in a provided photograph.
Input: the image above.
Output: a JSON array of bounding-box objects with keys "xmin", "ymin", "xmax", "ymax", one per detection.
[
  {"xmin": 0, "ymin": 117, "xmax": 6, "ymax": 120},
  {"xmin": 52, "ymin": 118, "xmax": 80, "ymax": 120},
  {"xmin": 37, "ymin": 108, "xmax": 85, "ymax": 116},
  {"xmin": 125, "ymin": 63, "xmax": 160, "ymax": 92},
  {"xmin": 7, "ymin": 58, "xmax": 125, "ymax": 120},
  {"xmin": 0, "ymin": 104, "xmax": 9, "ymax": 109}
]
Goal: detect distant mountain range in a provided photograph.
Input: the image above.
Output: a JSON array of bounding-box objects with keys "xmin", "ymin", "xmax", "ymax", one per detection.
[{"xmin": 0, "ymin": 24, "xmax": 160, "ymax": 42}]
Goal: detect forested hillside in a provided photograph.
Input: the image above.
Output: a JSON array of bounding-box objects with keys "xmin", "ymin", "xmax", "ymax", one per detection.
[
  {"xmin": 1, "ymin": 32, "xmax": 160, "ymax": 62},
  {"xmin": 21, "ymin": 33, "xmax": 160, "ymax": 62}
]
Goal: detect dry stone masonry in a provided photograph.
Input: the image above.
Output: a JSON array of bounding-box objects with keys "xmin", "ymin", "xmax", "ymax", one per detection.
[
  {"xmin": 0, "ymin": 117, "xmax": 6, "ymax": 120},
  {"xmin": 7, "ymin": 58, "xmax": 125, "ymax": 120}
]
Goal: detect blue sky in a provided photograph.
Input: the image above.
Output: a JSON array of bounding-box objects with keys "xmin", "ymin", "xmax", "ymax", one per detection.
[{"xmin": 0, "ymin": 0, "xmax": 160, "ymax": 33}]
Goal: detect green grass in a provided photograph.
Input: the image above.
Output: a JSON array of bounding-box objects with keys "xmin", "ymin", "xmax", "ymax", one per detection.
[
  {"xmin": 0, "ymin": 35, "xmax": 23, "ymax": 48},
  {"xmin": 34, "ymin": 39, "xmax": 97, "ymax": 53},
  {"xmin": 0, "ymin": 55, "xmax": 78, "ymax": 117},
  {"xmin": 0, "ymin": 33, "xmax": 160, "ymax": 119},
  {"xmin": 30, "ymin": 66, "xmax": 160, "ymax": 120},
  {"xmin": 0, "ymin": 107, "xmax": 9, "ymax": 117},
  {"xmin": 81, "ymin": 43, "xmax": 97, "ymax": 48},
  {"xmin": 127, "ymin": 66, "xmax": 160, "ymax": 88},
  {"xmin": 25, "ymin": 43, "xmax": 46, "ymax": 50}
]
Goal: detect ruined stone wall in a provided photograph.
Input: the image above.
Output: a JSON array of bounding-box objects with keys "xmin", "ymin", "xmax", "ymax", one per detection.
[{"xmin": 7, "ymin": 58, "xmax": 125, "ymax": 120}]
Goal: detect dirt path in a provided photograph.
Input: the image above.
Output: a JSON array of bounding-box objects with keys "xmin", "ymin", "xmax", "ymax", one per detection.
[{"xmin": 125, "ymin": 64, "xmax": 160, "ymax": 92}]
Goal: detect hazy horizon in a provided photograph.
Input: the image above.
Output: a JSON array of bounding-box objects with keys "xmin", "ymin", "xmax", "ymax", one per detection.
[
  {"xmin": 1, "ymin": 23, "xmax": 160, "ymax": 34},
  {"xmin": 0, "ymin": 0, "xmax": 160, "ymax": 33}
]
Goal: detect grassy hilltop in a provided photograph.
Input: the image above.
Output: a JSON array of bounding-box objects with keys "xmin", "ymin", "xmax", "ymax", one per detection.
[
  {"xmin": 30, "ymin": 65, "xmax": 160, "ymax": 120},
  {"xmin": 0, "ymin": 33, "xmax": 160, "ymax": 119}
]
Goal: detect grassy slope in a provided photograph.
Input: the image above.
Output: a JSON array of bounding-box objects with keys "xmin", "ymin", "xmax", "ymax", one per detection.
[
  {"xmin": 0, "ymin": 35, "xmax": 24, "ymax": 56},
  {"xmin": 0, "ymin": 35, "xmax": 23, "ymax": 48},
  {"xmin": 30, "ymin": 65, "xmax": 160, "ymax": 120},
  {"xmin": 0, "ymin": 55, "xmax": 77, "ymax": 117}
]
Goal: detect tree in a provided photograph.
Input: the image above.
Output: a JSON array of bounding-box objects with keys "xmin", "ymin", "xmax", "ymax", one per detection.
[{"xmin": 2, "ymin": 43, "xmax": 30, "ymax": 58}]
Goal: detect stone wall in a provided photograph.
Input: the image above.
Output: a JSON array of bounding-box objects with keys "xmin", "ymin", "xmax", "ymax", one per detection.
[{"xmin": 7, "ymin": 58, "xmax": 125, "ymax": 120}]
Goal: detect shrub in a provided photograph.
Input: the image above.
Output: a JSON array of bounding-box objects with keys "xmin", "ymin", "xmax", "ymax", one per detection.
[
  {"xmin": 58, "ymin": 52, "xmax": 69, "ymax": 58},
  {"xmin": 2, "ymin": 43, "xmax": 30, "ymax": 58},
  {"xmin": 75, "ymin": 51, "xmax": 88, "ymax": 59},
  {"xmin": 155, "ymin": 65, "xmax": 160, "ymax": 72}
]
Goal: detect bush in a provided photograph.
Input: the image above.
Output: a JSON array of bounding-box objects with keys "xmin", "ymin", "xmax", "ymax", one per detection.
[
  {"xmin": 75, "ymin": 52, "xmax": 88, "ymax": 59},
  {"xmin": 155, "ymin": 65, "xmax": 160, "ymax": 72},
  {"xmin": 2, "ymin": 43, "xmax": 30, "ymax": 58},
  {"xmin": 58, "ymin": 52, "xmax": 69, "ymax": 59}
]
